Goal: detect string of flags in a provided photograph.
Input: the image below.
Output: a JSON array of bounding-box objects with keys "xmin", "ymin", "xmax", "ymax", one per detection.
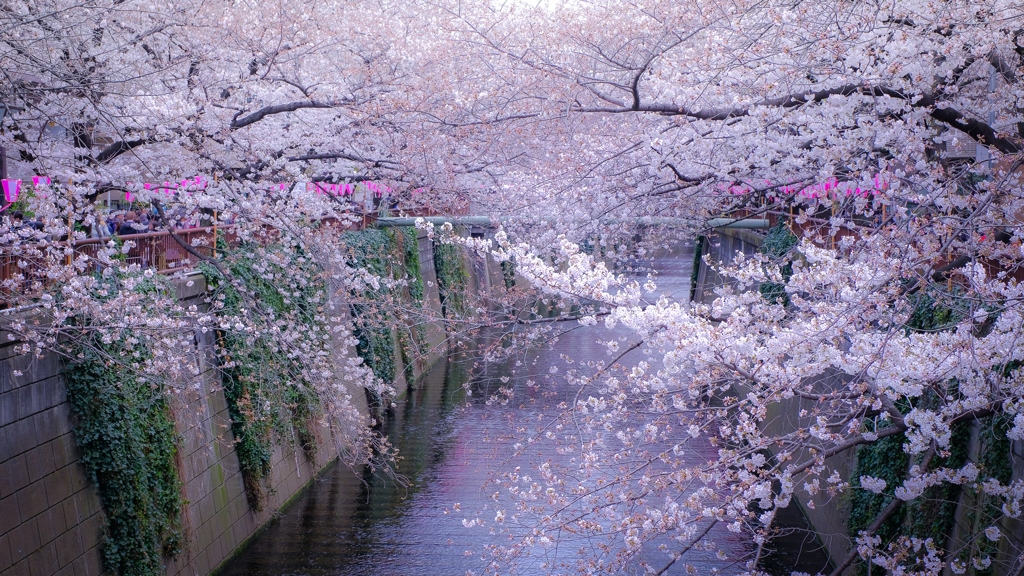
[{"xmin": 0, "ymin": 176, "xmax": 426, "ymax": 204}]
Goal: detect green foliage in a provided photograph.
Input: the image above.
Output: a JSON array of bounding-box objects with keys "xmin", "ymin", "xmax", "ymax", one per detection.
[
  {"xmin": 905, "ymin": 289, "xmax": 964, "ymax": 333},
  {"xmin": 341, "ymin": 228, "xmax": 402, "ymax": 392},
  {"xmin": 955, "ymin": 414, "xmax": 1013, "ymax": 576},
  {"xmin": 64, "ymin": 328, "xmax": 183, "ymax": 576},
  {"xmin": 342, "ymin": 226, "xmax": 465, "ymax": 399},
  {"xmin": 501, "ymin": 259, "xmax": 516, "ymax": 290},
  {"xmin": 979, "ymin": 414, "xmax": 1012, "ymax": 486},
  {"xmin": 355, "ymin": 318, "xmax": 397, "ymax": 386},
  {"xmin": 848, "ymin": 427, "xmax": 909, "ymax": 572},
  {"xmin": 433, "ymin": 239, "xmax": 469, "ymax": 319},
  {"xmin": 849, "ymin": 389, "xmax": 1012, "ymax": 575},
  {"xmin": 904, "ymin": 420, "xmax": 969, "ymax": 545},
  {"xmin": 199, "ymin": 243, "xmax": 326, "ymax": 510},
  {"xmin": 341, "ymin": 227, "xmax": 435, "ymax": 404},
  {"xmin": 398, "ymin": 227, "xmax": 429, "ymax": 368},
  {"xmin": 399, "ymin": 228, "xmax": 425, "ymax": 307},
  {"xmin": 689, "ymin": 235, "xmax": 704, "ymax": 302},
  {"xmin": 758, "ymin": 223, "xmax": 798, "ymax": 306}
]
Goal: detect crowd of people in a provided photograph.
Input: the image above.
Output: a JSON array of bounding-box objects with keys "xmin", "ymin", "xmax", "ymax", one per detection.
[
  {"xmin": 4, "ymin": 206, "xmax": 211, "ymax": 240},
  {"xmin": 88, "ymin": 208, "xmax": 169, "ymax": 238}
]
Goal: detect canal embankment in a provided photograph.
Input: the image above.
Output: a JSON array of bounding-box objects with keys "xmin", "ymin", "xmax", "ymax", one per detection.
[{"xmin": 0, "ymin": 225, "xmax": 503, "ymax": 576}]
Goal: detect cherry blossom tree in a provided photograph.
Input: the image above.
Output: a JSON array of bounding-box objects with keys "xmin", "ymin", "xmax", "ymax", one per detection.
[
  {"xmin": 5, "ymin": 0, "xmax": 1024, "ymax": 574},
  {"xmin": 411, "ymin": 1, "xmax": 1024, "ymax": 575}
]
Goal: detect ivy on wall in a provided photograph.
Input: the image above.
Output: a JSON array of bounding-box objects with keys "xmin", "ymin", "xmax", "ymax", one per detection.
[
  {"xmin": 847, "ymin": 291, "xmax": 1012, "ymax": 575},
  {"xmin": 341, "ymin": 228, "xmax": 401, "ymax": 393},
  {"xmin": 339, "ymin": 226, "xmax": 469, "ymax": 402},
  {"xmin": 955, "ymin": 413, "xmax": 1012, "ymax": 575},
  {"xmin": 758, "ymin": 223, "xmax": 798, "ymax": 306},
  {"xmin": 199, "ymin": 242, "xmax": 326, "ymax": 511},
  {"xmin": 848, "ymin": 419, "xmax": 911, "ymax": 565},
  {"xmin": 433, "ymin": 238, "xmax": 469, "ymax": 320},
  {"xmin": 848, "ymin": 404, "xmax": 971, "ymax": 575},
  {"xmin": 340, "ymin": 227, "xmax": 435, "ymax": 410},
  {"xmin": 63, "ymin": 275, "xmax": 184, "ymax": 576},
  {"xmin": 689, "ymin": 235, "xmax": 704, "ymax": 302},
  {"xmin": 400, "ymin": 228, "xmax": 425, "ymax": 307},
  {"xmin": 56, "ymin": 225, "xmax": 448, "ymax": 572}
]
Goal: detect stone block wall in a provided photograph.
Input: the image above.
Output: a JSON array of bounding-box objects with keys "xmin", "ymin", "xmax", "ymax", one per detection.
[
  {"xmin": 0, "ymin": 345, "xmax": 105, "ymax": 576},
  {"xmin": 0, "ymin": 274, "xmax": 346, "ymax": 576}
]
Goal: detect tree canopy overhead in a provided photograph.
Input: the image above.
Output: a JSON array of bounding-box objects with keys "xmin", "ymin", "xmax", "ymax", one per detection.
[{"xmin": 4, "ymin": 0, "xmax": 1024, "ymax": 575}]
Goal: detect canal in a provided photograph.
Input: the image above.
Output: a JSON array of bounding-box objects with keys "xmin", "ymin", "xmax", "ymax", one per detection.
[{"xmin": 218, "ymin": 247, "xmax": 831, "ymax": 576}]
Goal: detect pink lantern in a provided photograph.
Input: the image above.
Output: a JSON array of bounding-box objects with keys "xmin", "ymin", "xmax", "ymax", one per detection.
[
  {"xmin": 32, "ymin": 176, "xmax": 50, "ymax": 188},
  {"xmin": 2, "ymin": 180, "xmax": 21, "ymax": 203}
]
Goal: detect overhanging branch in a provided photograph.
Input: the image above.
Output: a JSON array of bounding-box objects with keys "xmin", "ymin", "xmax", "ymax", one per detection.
[
  {"xmin": 230, "ymin": 99, "xmax": 349, "ymax": 129},
  {"xmin": 575, "ymin": 84, "xmax": 1023, "ymax": 153}
]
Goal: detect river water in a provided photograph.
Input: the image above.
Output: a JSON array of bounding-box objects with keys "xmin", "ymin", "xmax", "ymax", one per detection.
[{"xmin": 219, "ymin": 248, "xmax": 831, "ymax": 576}]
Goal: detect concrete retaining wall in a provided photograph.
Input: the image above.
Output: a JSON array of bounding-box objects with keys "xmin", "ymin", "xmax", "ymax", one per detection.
[
  {"xmin": 693, "ymin": 227, "xmax": 857, "ymax": 568},
  {"xmin": 0, "ymin": 276, "xmax": 347, "ymax": 576}
]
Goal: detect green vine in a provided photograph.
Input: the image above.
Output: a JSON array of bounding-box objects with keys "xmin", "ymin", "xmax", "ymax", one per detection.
[
  {"xmin": 400, "ymin": 228, "xmax": 425, "ymax": 307},
  {"xmin": 758, "ymin": 223, "xmax": 798, "ymax": 306},
  {"xmin": 905, "ymin": 288, "xmax": 966, "ymax": 333},
  {"xmin": 341, "ymin": 227, "xmax": 430, "ymax": 410},
  {"xmin": 689, "ymin": 235, "xmax": 704, "ymax": 302},
  {"xmin": 847, "ymin": 289, "xmax": 1013, "ymax": 575},
  {"xmin": 848, "ymin": 422, "xmax": 910, "ymax": 575},
  {"xmin": 199, "ymin": 240, "xmax": 326, "ymax": 510},
  {"xmin": 433, "ymin": 238, "xmax": 469, "ymax": 320},
  {"xmin": 501, "ymin": 260, "xmax": 516, "ymax": 290},
  {"xmin": 342, "ymin": 228, "xmax": 401, "ymax": 393},
  {"xmin": 954, "ymin": 413, "xmax": 1012, "ymax": 576},
  {"xmin": 63, "ymin": 275, "xmax": 183, "ymax": 576},
  {"xmin": 398, "ymin": 227, "xmax": 429, "ymax": 368}
]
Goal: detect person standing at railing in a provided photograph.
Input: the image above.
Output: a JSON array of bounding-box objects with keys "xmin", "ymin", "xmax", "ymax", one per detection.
[
  {"xmin": 91, "ymin": 215, "xmax": 111, "ymax": 239},
  {"xmin": 109, "ymin": 214, "xmax": 122, "ymax": 236},
  {"xmin": 118, "ymin": 212, "xmax": 141, "ymax": 236},
  {"xmin": 140, "ymin": 209, "xmax": 159, "ymax": 231}
]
